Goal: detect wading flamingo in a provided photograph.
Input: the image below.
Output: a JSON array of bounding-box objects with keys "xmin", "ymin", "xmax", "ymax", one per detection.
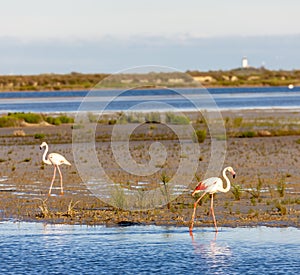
[
  {"xmin": 189, "ymin": 166, "xmax": 236, "ymax": 232},
  {"xmin": 40, "ymin": 142, "xmax": 71, "ymax": 195}
]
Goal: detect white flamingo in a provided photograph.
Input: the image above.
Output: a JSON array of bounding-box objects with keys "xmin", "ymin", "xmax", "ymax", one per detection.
[
  {"xmin": 40, "ymin": 142, "xmax": 71, "ymax": 195},
  {"xmin": 189, "ymin": 166, "xmax": 236, "ymax": 232}
]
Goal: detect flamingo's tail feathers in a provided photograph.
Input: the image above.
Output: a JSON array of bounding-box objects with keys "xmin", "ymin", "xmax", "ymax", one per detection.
[{"xmin": 60, "ymin": 159, "xmax": 71, "ymax": 166}]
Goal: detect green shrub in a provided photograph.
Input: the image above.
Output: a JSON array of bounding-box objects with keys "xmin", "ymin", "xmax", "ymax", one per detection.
[
  {"xmin": 71, "ymin": 124, "xmax": 84, "ymax": 129},
  {"xmin": 276, "ymin": 177, "xmax": 286, "ymax": 197},
  {"xmin": 58, "ymin": 115, "xmax": 74, "ymax": 124},
  {"xmin": 45, "ymin": 117, "xmax": 53, "ymax": 124},
  {"xmin": 145, "ymin": 112, "xmax": 161, "ymax": 123},
  {"xmin": 8, "ymin": 112, "xmax": 43, "ymax": 124},
  {"xmin": 166, "ymin": 112, "xmax": 190, "ymax": 125},
  {"xmin": 239, "ymin": 131, "xmax": 256, "ymax": 138},
  {"xmin": 126, "ymin": 113, "xmax": 144, "ymax": 123},
  {"xmin": 233, "ymin": 117, "xmax": 243, "ymax": 127},
  {"xmin": 192, "ymin": 129, "xmax": 207, "ymax": 143},
  {"xmin": 160, "ymin": 172, "xmax": 171, "ymax": 210},
  {"xmin": 274, "ymin": 200, "xmax": 287, "ymax": 215},
  {"xmin": 34, "ymin": 133, "xmax": 45, "ymax": 139},
  {"xmin": 0, "ymin": 113, "xmax": 42, "ymax": 127},
  {"xmin": 117, "ymin": 115, "xmax": 128, "ymax": 124},
  {"xmin": 88, "ymin": 112, "xmax": 98, "ymax": 123},
  {"xmin": 216, "ymin": 134, "xmax": 227, "ymax": 140},
  {"xmin": 46, "ymin": 117, "xmax": 61, "ymax": 125},
  {"xmin": 111, "ymin": 185, "xmax": 126, "ymax": 209},
  {"xmin": 231, "ymin": 183, "xmax": 242, "ymax": 200},
  {"xmin": 247, "ymin": 177, "xmax": 263, "ymax": 199},
  {"xmin": 108, "ymin": 119, "xmax": 117, "ymax": 125},
  {"xmin": 46, "ymin": 115, "xmax": 74, "ymax": 125},
  {"xmin": 0, "ymin": 116, "xmax": 20, "ymax": 127},
  {"xmin": 115, "ymin": 112, "xmax": 145, "ymax": 124}
]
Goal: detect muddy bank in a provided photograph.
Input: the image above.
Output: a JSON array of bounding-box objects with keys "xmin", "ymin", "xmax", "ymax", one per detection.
[{"xmin": 0, "ymin": 109, "xmax": 299, "ymax": 228}]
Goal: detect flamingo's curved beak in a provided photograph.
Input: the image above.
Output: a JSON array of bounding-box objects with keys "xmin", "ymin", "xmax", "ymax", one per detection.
[{"xmin": 232, "ymin": 173, "xmax": 236, "ymax": 179}]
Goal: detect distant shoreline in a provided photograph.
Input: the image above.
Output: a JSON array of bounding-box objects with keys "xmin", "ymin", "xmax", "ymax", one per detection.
[
  {"xmin": 0, "ymin": 68, "xmax": 299, "ymax": 92},
  {"xmin": 0, "ymin": 84, "xmax": 298, "ymax": 93}
]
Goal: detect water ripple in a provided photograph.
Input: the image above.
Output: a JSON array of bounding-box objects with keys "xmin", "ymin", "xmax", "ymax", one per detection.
[{"xmin": 0, "ymin": 222, "xmax": 299, "ymax": 274}]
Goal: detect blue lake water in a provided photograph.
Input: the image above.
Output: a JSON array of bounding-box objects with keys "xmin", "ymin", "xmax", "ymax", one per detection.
[
  {"xmin": 0, "ymin": 222, "xmax": 299, "ymax": 274},
  {"xmin": 0, "ymin": 86, "xmax": 300, "ymax": 113}
]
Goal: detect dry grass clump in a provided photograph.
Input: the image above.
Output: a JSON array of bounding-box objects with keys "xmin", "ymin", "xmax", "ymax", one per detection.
[{"xmin": 13, "ymin": 130, "xmax": 26, "ymax": 137}]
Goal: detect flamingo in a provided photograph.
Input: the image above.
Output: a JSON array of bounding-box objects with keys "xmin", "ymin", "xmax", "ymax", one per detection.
[
  {"xmin": 40, "ymin": 142, "xmax": 71, "ymax": 195},
  {"xmin": 189, "ymin": 166, "xmax": 236, "ymax": 232}
]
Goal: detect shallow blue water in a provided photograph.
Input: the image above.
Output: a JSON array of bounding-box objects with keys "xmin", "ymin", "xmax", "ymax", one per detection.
[
  {"xmin": 1, "ymin": 86, "xmax": 300, "ymax": 113},
  {"xmin": 0, "ymin": 222, "xmax": 299, "ymax": 274}
]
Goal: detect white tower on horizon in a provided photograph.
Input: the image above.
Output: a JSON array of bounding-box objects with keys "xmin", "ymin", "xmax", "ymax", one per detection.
[{"xmin": 242, "ymin": 56, "xmax": 249, "ymax": 68}]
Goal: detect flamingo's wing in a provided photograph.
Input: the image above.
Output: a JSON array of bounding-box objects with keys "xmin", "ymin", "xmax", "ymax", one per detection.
[
  {"xmin": 49, "ymin": 153, "xmax": 71, "ymax": 166},
  {"xmin": 193, "ymin": 177, "xmax": 220, "ymax": 193}
]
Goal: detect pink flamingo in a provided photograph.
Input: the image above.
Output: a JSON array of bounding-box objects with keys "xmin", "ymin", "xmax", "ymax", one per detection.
[
  {"xmin": 189, "ymin": 166, "xmax": 236, "ymax": 232},
  {"xmin": 40, "ymin": 142, "xmax": 71, "ymax": 195}
]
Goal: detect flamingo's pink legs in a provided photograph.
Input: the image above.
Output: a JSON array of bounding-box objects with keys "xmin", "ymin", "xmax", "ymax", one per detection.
[
  {"xmin": 57, "ymin": 165, "xmax": 64, "ymax": 195},
  {"xmin": 189, "ymin": 192, "xmax": 207, "ymax": 232},
  {"xmin": 210, "ymin": 194, "xmax": 218, "ymax": 232},
  {"xmin": 48, "ymin": 165, "xmax": 64, "ymax": 195},
  {"xmin": 48, "ymin": 166, "xmax": 57, "ymax": 195},
  {"xmin": 190, "ymin": 193, "xmax": 219, "ymax": 232}
]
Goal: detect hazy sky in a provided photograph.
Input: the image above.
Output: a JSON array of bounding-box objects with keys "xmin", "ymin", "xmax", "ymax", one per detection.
[{"xmin": 1, "ymin": 0, "xmax": 300, "ymax": 74}]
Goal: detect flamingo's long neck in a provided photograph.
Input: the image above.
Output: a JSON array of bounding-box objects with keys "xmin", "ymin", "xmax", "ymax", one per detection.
[
  {"xmin": 221, "ymin": 168, "xmax": 231, "ymax": 193},
  {"xmin": 42, "ymin": 144, "xmax": 52, "ymax": 165}
]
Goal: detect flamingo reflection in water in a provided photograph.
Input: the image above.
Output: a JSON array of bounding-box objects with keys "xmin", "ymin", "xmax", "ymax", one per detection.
[{"xmin": 190, "ymin": 230, "xmax": 232, "ymax": 267}]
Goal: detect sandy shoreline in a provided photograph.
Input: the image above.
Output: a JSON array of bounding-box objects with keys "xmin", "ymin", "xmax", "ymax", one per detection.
[{"xmin": 0, "ymin": 109, "xmax": 299, "ymax": 228}]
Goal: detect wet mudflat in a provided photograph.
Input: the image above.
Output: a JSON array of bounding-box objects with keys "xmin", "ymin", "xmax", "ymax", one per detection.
[{"xmin": 0, "ymin": 110, "xmax": 299, "ymax": 228}]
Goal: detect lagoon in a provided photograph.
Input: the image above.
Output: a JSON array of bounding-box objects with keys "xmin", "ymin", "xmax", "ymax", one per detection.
[
  {"xmin": 1, "ymin": 86, "xmax": 300, "ymax": 113},
  {"xmin": 0, "ymin": 222, "xmax": 299, "ymax": 274}
]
